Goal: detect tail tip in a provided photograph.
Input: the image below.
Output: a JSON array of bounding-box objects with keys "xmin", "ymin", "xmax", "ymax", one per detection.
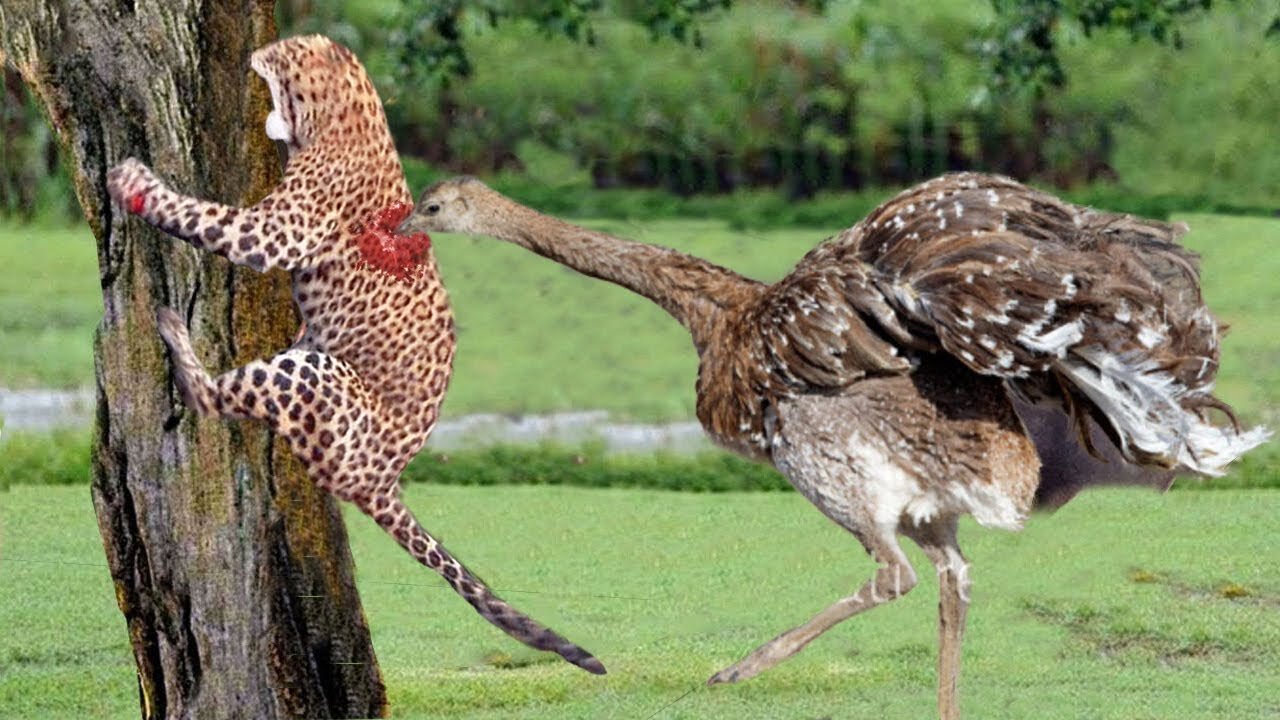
[{"xmin": 568, "ymin": 652, "xmax": 607, "ymax": 675}]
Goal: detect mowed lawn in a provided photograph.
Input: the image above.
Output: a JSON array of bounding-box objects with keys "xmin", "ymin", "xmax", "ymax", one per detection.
[
  {"xmin": 2, "ymin": 212, "xmax": 1276, "ymax": 423},
  {"xmin": 2, "ymin": 483, "xmax": 1278, "ymax": 719}
]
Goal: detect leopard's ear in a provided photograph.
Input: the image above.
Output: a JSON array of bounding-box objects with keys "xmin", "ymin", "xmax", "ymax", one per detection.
[{"xmin": 326, "ymin": 42, "xmax": 354, "ymax": 65}]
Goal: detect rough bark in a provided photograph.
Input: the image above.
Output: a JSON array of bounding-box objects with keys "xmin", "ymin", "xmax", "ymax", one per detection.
[{"xmin": 1, "ymin": 2, "xmax": 387, "ymax": 717}]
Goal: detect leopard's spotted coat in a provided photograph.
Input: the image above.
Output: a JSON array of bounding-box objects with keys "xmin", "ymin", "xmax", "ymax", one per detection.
[{"xmin": 106, "ymin": 34, "xmax": 603, "ymax": 675}]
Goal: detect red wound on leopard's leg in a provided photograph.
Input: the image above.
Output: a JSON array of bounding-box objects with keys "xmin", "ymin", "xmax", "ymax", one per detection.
[
  {"xmin": 128, "ymin": 193, "xmax": 146, "ymax": 215},
  {"xmin": 354, "ymin": 202, "xmax": 432, "ymax": 282}
]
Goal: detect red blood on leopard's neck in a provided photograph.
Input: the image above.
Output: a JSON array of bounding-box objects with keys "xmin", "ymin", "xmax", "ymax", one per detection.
[{"xmin": 354, "ymin": 201, "xmax": 432, "ymax": 282}]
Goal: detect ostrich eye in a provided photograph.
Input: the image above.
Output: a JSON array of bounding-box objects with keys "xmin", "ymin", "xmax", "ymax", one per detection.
[{"xmin": 426, "ymin": 203, "xmax": 441, "ymax": 215}]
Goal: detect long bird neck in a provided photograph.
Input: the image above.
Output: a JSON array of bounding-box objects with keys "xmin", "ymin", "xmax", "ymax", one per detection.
[{"xmin": 471, "ymin": 192, "xmax": 760, "ymax": 337}]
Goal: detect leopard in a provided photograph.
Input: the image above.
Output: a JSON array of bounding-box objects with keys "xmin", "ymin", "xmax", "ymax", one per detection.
[{"xmin": 105, "ymin": 34, "xmax": 603, "ymax": 675}]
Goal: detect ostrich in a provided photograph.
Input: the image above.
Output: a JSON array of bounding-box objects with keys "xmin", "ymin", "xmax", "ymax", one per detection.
[{"xmin": 398, "ymin": 173, "xmax": 1268, "ymax": 718}]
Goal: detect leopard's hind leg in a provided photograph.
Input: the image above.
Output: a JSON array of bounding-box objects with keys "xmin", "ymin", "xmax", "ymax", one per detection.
[
  {"xmin": 155, "ymin": 307, "xmax": 606, "ymax": 674},
  {"xmin": 157, "ymin": 307, "xmax": 335, "ymax": 433}
]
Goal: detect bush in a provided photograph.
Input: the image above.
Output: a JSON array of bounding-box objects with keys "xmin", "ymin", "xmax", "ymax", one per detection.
[
  {"xmin": 0, "ymin": 430, "xmax": 93, "ymax": 491},
  {"xmin": 404, "ymin": 443, "xmax": 791, "ymax": 492},
  {"xmin": 1061, "ymin": 185, "xmax": 1278, "ymax": 222},
  {"xmin": 405, "ymin": 154, "xmax": 1275, "ymax": 231},
  {"xmin": 0, "ymin": 430, "xmax": 793, "ymax": 492},
  {"xmin": 4, "ymin": 431, "xmax": 1275, "ymax": 493}
]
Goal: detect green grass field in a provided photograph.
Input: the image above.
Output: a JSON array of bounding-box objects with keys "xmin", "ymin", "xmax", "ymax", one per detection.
[
  {"xmin": 3, "ymin": 210, "xmax": 1275, "ymax": 716},
  {"xmin": 2, "ymin": 481, "xmax": 1280, "ymax": 717},
  {"xmin": 3, "ymin": 212, "xmax": 1276, "ymax": 424},
  {"xmin": 2, "ymin": 485, "xmax": 1278, "ymax": 718}
]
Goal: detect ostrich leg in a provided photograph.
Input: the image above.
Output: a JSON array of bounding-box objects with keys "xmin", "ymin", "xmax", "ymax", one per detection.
[
  {"xmin": 707, "ymin": 528, "xmax": 919, "ymax": 685},
  {"xmin": 907, "ymin": 518, "xmax": 971, "ymax": 720}
]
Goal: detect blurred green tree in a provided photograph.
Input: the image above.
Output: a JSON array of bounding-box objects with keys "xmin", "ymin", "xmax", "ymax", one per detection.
[{"xmin": 987, "ymin": 0, "xmax": 1277, "ymax": 92}]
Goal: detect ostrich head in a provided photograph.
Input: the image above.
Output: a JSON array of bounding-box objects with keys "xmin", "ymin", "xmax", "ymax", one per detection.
[{"xmin": 399, "ymin": 176, "xmax": 493, "ymax": 237}]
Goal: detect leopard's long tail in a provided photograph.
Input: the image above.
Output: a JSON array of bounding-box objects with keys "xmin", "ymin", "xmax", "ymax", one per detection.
[
  {"xmin": 368, "ymin": 496, "xmax": 607, "ymax": 675},
  {"xmin": 156, "ymin": 307, "xmax": 220, "ymax": 414}
]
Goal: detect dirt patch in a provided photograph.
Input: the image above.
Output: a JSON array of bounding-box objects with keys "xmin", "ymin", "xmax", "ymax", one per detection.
[
  {"xmin": 1019, "ymin": 597, "xmax": 1262, "ymax": 665},
  {"xmin": 1127, "ymin": 566, "xmax": 1280, "ymax": 609}
]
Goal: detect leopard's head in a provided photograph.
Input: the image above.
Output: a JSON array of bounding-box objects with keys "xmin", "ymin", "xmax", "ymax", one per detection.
[{"xmin": 250, "ymin": 35, "xmax": 380, "ymax": 153}]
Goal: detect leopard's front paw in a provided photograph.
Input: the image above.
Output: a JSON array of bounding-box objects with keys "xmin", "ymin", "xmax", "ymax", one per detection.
[{"xmin": 107, "ymin": 158, "xmax": 162, "ymax": 215}]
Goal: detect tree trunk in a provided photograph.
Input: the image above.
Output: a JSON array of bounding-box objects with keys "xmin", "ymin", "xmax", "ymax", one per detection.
[{"xmin": 0, "ymin": 3, "xmax": 387, "ymax": 718}]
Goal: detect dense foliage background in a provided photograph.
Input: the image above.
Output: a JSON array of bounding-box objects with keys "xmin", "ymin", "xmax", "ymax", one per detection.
[{"xmin": 3, "ymin": 0, "xmax": 1278, "ymax": 222}]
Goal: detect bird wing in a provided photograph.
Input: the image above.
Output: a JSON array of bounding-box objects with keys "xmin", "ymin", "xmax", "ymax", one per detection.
[
  {"xmin": 752, "ymin": 261, "xmax": 913, "ymax": 394},
  {"xmin": 785, "ymin": 172, "xmax": 1207, "ymax": 383},
  {"xmin": 753, "ymin": 173, "xmax": 1088, "ymax": 394}
]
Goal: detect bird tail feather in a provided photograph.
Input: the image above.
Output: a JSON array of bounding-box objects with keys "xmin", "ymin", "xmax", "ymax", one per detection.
[{"xmin": 1052, "ymin": 346, "xmax": 1270, "ymax": 476}]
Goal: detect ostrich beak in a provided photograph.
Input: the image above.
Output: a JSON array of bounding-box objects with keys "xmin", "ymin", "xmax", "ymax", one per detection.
[{"xmin": 396, "ymin": 211, "xmax": 423, "ymax": 236}]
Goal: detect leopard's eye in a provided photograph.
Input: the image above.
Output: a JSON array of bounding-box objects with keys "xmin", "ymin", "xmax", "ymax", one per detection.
[{"xmin": 426, "ymin": 203, "xmax": 441, "ymax": 215}]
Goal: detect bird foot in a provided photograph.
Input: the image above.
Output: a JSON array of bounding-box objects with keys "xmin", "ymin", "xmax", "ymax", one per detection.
[{"xmin": 706, "ymin": 635, "xmax": 800, "ymax": 686}]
